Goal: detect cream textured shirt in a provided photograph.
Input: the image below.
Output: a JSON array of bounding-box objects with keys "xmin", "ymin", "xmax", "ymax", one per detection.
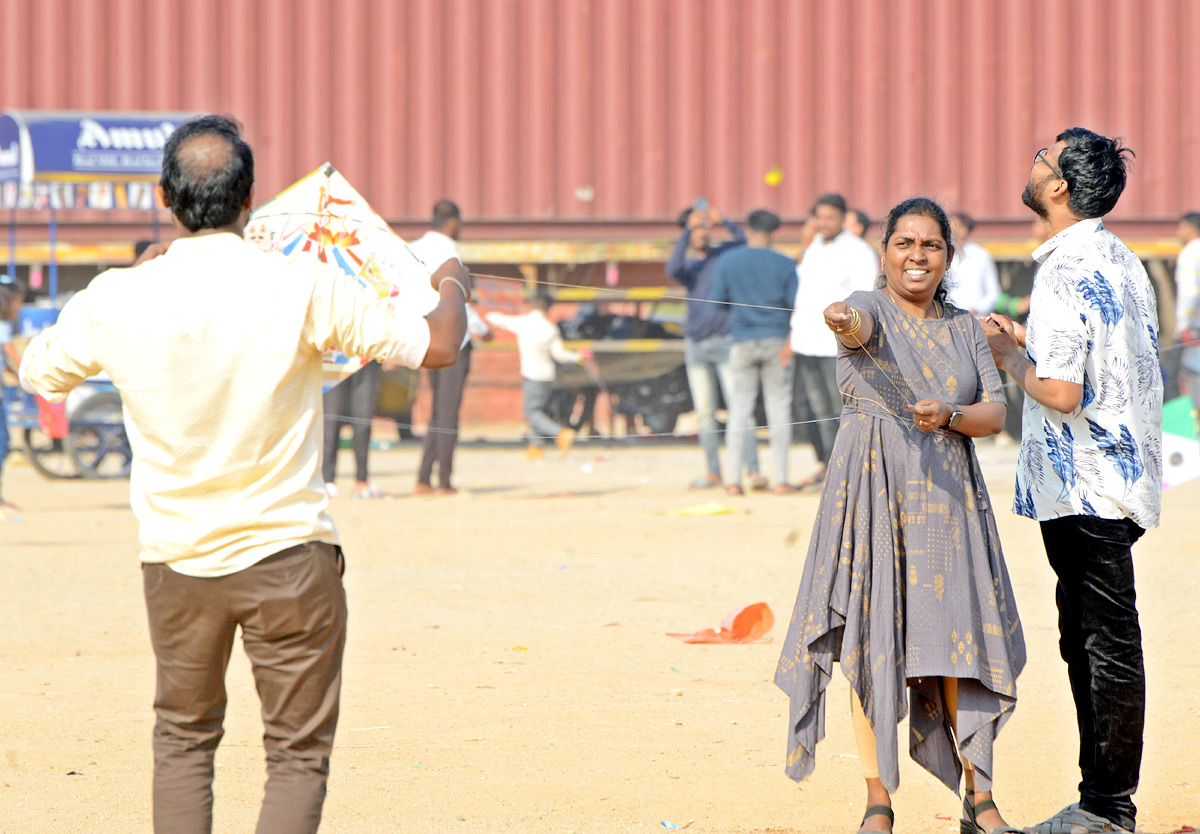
[
  {"xmin": 19, "ymin": 233, "xmax": 432, "ymax": 577},
  {"xmin": 485, "ymin": 310, "xmax": 580, "ymax": 381}
]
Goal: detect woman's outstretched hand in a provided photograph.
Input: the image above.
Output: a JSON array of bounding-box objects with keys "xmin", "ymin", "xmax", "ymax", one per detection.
[{"xmin": 823, "ymin": 302, "xmax": 853, "ymax": 333}]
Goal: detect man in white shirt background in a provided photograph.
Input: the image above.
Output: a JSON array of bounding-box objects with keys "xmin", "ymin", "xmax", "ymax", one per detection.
[
  {"xmin": 487, "ymin": 294, "xmax": 586, "ymax": 459},
  {"xmin": 408, "ymin": 199, "xmax": 493, "ymax": 495},
  {"xmin": 784, "ymin": 193, "xmax": 879, "ymax": 487},
  {"xmin": 1173, "ymin": 211, "xmax": 1200, "ymax": 418},
  {"xmin": 947, "ymin": 212, "xmax": 1001, "ymax": 315},
  {"xmin": 18, "ymin": 115, "xmax": 472, "ymax": 834}
]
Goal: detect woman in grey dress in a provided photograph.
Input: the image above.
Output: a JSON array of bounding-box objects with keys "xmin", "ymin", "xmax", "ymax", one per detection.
[{"xmin": 775, "ymin": 198, "xmax": 1025, "ymax": 834}]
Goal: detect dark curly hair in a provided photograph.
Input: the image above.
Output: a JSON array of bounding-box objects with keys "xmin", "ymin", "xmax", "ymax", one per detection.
[
  {"xmin": 1055, "ymin": 127, "xmax": 1134, "ymax": 219},
  {"xmin": 875, "ymin": 197, "xmax": 954, "ymax": 304},
  {"xmin": 160, "ymin": 115, "xmax": 254, "ymax": 233}
]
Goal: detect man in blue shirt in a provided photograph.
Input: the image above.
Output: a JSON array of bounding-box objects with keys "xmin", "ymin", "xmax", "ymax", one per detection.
[
  {"xmin": 711, "ymin": 210, "xmax": 798, "ymax": 495},
  {"xmin": 666, "ymin": 204, "xmax": 762, "ymax": 489}
]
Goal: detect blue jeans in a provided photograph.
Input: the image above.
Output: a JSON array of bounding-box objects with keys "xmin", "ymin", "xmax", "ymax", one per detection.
[
  {"xmin": 684, "ymin": 336, "xmax": 759, "ymax": 479},
  {"xmin": 726, "ymin": 338, "xmax": 793, "ymax": 485},
  {"xmin": 0, "ymin": 387, "xmax": 9, "ymax": 498}
]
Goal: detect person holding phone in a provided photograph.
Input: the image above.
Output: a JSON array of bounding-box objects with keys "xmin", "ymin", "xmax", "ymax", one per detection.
[{"xmin": 666, "ymin": 200, "xmax": 763, "ymax": 490}]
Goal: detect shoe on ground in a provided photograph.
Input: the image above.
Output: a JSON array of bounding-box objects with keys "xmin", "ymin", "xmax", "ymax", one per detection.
[
  {"xmin": 1026, "ymin": 803, "xmax": 1133, "ymax": 834},
  {"xmin": 434, "ymin": 486, "xmax": 458, "ymax": 496},
  {"xmin": 689, "ymin": 474, "xmax": 721, "ymax": 489},
  {"xmin": 725, "ymin": 484, "xmax": 745, "ymax": 496},
  {"xmin": 555, "ymin": 428, "xmax": 575, "ymax": 456},
  {"xmin": 525, "ymin": 445, "xmax": 545, "ymax": 460},
  {"xmin": 352, "ymin": 484, "xmax": 388, "ymax": 500},
  {"xmin": 325, "ymin": 483, "xmax": 339, "ymax": 498},
  {"xmin": 747, "ymin": 473, "xmax": 770, "ymax": 491},
  {"xmin": 413, "ymin": 483, "xmax": 434, "ymax": 496}
]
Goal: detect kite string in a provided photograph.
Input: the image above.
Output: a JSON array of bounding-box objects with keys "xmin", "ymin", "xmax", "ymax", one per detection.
[{"xmin": 333, "ymin": 269, "xmax": 1183, "ymax": 439}]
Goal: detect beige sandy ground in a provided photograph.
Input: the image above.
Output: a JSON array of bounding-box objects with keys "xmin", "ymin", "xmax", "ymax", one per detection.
[{"xmin": 1, "ymin": 437, "xmax": 1198, "ymax": 833}]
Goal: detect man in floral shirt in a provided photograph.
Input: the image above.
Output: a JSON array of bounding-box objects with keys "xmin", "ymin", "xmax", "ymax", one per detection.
[{"xmin": 984, "ymin": 128, "xmax": 1160, "ymax": 834}]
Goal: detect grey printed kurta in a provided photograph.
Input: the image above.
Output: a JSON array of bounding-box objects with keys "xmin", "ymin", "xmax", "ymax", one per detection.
[{"xmin": 774, "ymin": 289, "xmax": 1026, "ymax": 794}]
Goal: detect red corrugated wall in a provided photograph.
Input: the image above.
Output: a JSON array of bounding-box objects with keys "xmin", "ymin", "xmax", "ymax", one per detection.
[{"xmin": 1, "ymin": 0, "xmax": 1197, "ymax": 229}]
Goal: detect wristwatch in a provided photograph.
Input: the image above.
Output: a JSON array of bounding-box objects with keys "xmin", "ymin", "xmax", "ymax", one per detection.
[{"xmin": 947, "ymin": 405, "xmax": 964, "ymax": 430}]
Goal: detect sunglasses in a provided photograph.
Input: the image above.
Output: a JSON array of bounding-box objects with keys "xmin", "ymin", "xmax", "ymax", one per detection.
[{"xmin": 1034, "ymin": 148, "xmax": 1065, "ymax": 180}]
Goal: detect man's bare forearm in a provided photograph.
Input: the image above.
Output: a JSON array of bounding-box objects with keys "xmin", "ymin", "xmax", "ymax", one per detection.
[{"xmin": 996, "ymin": 348, "xmax": 1082, "ymax": 414}]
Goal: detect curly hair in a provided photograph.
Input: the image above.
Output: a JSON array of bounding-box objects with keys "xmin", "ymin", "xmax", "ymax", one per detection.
[{"xmin": 1055, "ymin": 127, "xmax": 1134, "ymax": 219}]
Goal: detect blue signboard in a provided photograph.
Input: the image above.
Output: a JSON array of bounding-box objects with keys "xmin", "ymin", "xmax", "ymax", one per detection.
[{"xmin": 0, "ymin": 110, "xmax": 199, "ymax": 210}]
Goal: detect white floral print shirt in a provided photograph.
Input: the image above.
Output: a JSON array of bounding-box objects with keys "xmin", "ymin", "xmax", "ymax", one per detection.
[{"xmin": 1016, "ymin": 217, "xmax": 1162, "ymax": 529}]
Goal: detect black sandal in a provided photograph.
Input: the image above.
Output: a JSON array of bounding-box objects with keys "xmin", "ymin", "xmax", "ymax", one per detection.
[
  {"xmin": 961, "ymin": 794, "xmax": 1022, "ymax": 834},
  {"xmin": 859, "ymin": 804, "xmax": 894, "ymax": 834}
]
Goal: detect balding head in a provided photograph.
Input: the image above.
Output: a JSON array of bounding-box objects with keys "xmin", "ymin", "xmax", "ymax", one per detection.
[{"xmin": 160, "ymin": 115, "xmax": 254, "ymax": 233}]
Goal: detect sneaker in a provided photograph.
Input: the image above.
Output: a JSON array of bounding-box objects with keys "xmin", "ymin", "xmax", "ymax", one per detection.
[
  {"xmin": 325, "ymin": 483, "xmax": 339, "ymax": 498},
  {"xmin": 555, "ymin": 428, "xmax": 575, "ymax": 456}
]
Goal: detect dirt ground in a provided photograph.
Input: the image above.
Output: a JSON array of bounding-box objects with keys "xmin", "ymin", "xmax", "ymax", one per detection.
[{"xmin": 1, "ymin": 436, "xmax": 1197, "ymax": 833}]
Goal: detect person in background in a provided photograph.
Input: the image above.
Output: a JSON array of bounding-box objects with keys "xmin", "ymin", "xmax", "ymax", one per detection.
[
  {"xmin": 0, "ymin": 274, "xmax": 23, "ymax": 514},
  {"xmin": 947, "ymin": 212, "xmax": 1001, "ymax": 315},
  {"xmin": 408, "ymin": 200, "xmax": 493, "ymax": 496},
  {"xmin": 486, "ymin": 294, "xmax": 585, "ymax": 459},
  {"xmin": 666, "ymin": 203, "xmax": 764, "ymax": 490},
  {"xmin": 17, "ymin": 114, "xmax": 471, "ymax": 834},
  {"xmin": 711, "ymin": 210, "xmax": 798, "ymax": 495},
  {"xmin": 786, "ymin": 193, "xmax": 878, "ymax": 489},
  {"xmin": 984, "ymin": 128, "xmax": 1160, "ymax": 834},
  {"xmin": 322, "ymin": 361, "xmax": 385, "ymax": 499},
  {"xmin": 1173, "ymin": 211, "xmax": 1200, "ymax": 417},
  {"xmin": 844, "ymin": 209, "xmax": 871, "ymax": 243}
]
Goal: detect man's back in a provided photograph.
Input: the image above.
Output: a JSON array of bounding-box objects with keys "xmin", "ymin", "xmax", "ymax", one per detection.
[
  {"xmin": 22, "ymin": 233, "xmax": 430, "ymax": 575},
  {"xmin": 712, "ymin": 246, "xmax": 797, "ymax": 342}
]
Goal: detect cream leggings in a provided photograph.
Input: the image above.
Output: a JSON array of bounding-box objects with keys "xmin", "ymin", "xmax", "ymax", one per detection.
[{"xmin": 850, "ymin": 680, "xmax": 974, "ymax": 783}]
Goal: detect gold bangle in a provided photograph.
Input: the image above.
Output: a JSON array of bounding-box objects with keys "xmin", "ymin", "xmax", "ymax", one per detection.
[
  {"xmin": 845, "ymin": 308, "xmax": 862, "ymax": 336},
  {"xmin": 438, "ymin": 276, "xmax": 470, "ymax": 303}
]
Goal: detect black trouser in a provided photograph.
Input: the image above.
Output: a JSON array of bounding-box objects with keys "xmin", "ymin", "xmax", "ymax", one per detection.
[
  {"xmin": 791, "ymin": 354, "xmax": 840, "ymax": 465},
  {"xmin": 1040, "ymin": 515, "xmax": 1146, "ymax": 831},
  {"xmin": 322, "ymin": 361, "xmax": 382, "ymax": 484},
  {"xmin": 417, "ymin": 343, "xmax": 472, "ymax": 488}
]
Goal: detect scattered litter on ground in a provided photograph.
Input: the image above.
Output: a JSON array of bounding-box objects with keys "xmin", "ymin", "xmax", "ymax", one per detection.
[
  {"xmin": 667, "ymin": 602, "xmax": 774, "ymax": 644},
  {"xmin": 664, "ymin": 502, "xmax": 743, "ymax": 517}
]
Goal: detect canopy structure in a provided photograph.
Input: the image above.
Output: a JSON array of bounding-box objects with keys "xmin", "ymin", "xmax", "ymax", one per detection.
[{"xmin": 0, "ymin": 109, "xmax": 198, "ymax": 299}]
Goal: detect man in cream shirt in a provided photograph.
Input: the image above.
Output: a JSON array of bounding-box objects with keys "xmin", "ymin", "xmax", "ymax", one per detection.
[
  {"xmin": 19, "ymin": 115, "xmax": 471, "ymax": 834},
  {"xmin": 486, "ymin": 294, "xmax": 583, "ymax": 457},
  {"xmin": 785, "ymin": 193, "xmax": 879, "ymax": 487}
]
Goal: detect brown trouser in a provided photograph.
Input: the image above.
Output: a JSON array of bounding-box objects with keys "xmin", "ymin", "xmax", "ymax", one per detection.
[{"xmin": 143, "ymin": 541, "xmax": 348, "ymax": 834}]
